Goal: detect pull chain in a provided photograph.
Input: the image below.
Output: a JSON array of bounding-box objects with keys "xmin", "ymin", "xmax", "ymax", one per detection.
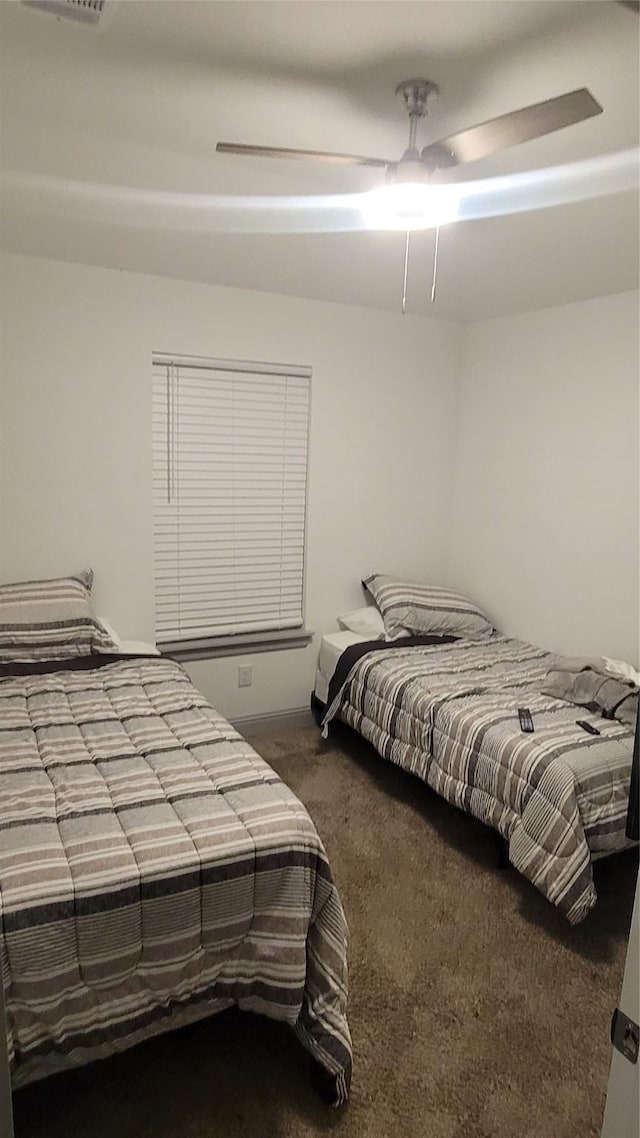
[
  {"xmin": 402, "ymin": 226, "xmax": 441, "ymax": 313},
  {"xmin": 430, "ymin": 225, "xmax": 440, "ymax": 304},
  {"xmin": 402, "ymin": 230, "xmax": 410, "ymax": 315}
]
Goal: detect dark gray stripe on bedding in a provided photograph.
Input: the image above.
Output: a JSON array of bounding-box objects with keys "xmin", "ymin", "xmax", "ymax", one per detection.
[
  {"xmin": 4, "ymin": 846, "xmax": 330, "ymax": 929},
  {"xmin": 19, "ymin": 977, "xmax": 307, "ymax": 1064}
]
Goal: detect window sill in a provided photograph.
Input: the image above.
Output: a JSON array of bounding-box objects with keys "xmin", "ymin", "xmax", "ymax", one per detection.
[{"xmin": 159, "ymin": 629, "xmax": 314, "ymax": 662}]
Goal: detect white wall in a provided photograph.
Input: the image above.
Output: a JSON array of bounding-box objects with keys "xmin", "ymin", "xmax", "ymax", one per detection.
[
  {"xmin": 0, "ymin": 252, "xmax": 461, "ymax": 718},
  {"xmin": 1, "ymin": 254, "xmax": 637, "ymax": 714},
  {"xmin": 448, "ymin": 291, "xmax": 640, "ymax": 664}
]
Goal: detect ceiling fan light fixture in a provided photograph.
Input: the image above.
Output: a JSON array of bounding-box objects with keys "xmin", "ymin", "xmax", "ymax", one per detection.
[{"xmin": 358, "ymin": 182, "xmax": 460, "ymax": 231}]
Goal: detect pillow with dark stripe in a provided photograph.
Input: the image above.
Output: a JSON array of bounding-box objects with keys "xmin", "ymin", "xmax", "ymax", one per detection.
[
  {"xmin": 0, "ymin": 570, "xmax": 119, "ymax": 662},
  {"xmin": 362, "ymin": 575, "xmax": 494, "ymax": 639}
]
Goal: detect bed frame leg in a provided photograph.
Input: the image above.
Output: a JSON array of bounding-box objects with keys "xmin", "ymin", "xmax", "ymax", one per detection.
[
  {"xmin": 495, "ymin": 833, "xmax": 510, "ymax": 871},
  {"xmin": 0, "ymin": 981, "xmax": 14, "ymax": 1138},
  {"xmin": 310, "ymin": 692, "xmax": 325, "ymax": 728}
]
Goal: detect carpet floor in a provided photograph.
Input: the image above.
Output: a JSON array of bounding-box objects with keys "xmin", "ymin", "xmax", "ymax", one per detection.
[{"xmin": 12, "ymin": 720, "xmax": 637, "ymax": 1138}]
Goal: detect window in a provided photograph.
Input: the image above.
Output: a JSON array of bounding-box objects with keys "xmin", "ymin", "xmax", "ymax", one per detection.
[{"xmin": 152, "ymin": 354, "xmax": 311, "ymax": 653}]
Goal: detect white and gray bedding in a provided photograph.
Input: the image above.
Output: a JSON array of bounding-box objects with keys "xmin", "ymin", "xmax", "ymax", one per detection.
[
  {"xmin": 321, "ymin": 634, "xmax": 636, "ymax": 925},
  {"xmin": 0, "ymin": 655, "xmax": 352, "ymax": 1102},
  {"xmin": 362, "ymin": 576, "xmax": 494, "ymax": 640}
]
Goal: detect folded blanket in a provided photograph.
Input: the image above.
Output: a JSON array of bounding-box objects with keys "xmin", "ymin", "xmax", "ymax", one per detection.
[{"xmin": 542, "ymin": 656, "xmax": 638, "ymax": 729}]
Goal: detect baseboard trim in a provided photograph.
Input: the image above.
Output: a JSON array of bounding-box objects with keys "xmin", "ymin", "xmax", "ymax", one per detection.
[{"xmin": 231, "ymin": 707, "xmax": 314, "ymax": 735}]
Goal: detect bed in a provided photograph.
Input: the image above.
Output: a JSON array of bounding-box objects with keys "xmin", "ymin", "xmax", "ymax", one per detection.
[
  {"xmin": 316, "ymin": 599, "xmax": 636, "ymax": 925},
  {"xmin": 0, "ymin": 649, "xmax": 352, "ymax": 1104}
]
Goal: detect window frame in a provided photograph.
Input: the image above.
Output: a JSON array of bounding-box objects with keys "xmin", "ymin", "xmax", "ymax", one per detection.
[{"xmin": 152, "ymin": 352, "xmax": 313, "ymax": 658}]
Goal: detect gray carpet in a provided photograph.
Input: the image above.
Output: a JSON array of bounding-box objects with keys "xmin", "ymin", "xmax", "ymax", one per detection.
[{"xmin": 13, "ymin": 720, "xmax": 637, "ymax": 1138}]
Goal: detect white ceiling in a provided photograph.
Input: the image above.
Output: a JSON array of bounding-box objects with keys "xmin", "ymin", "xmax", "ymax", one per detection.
[{"xmin": 0, "ymin": 0, "xmax": 638, "ymax": 320}]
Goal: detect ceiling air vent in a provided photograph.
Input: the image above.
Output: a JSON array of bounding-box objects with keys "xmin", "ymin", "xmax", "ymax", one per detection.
[{"xmin": 21, "ymin": 0, "xmax": 106, "ymax": 26}]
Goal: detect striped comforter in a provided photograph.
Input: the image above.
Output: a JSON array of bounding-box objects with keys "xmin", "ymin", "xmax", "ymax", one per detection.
[
  {"xmin": 0, "ymin": 657, "xmax": 351, "ymax": 1101},
  {"xmin": 323, "ymin": 635, "xmax": 635, "ymax": 924}
]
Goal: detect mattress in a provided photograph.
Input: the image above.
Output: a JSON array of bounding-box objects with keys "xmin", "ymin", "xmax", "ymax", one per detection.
[
  {"xmin": 314, "ymin": 631, "xmax": 368, "ymax": 704},
  {"xmin": 96, "ymin": 616, "xmax": 159, "ymax": 658},
  {"xmin": 0, "ymin": 655, "xmax": 352, "ymax": 1101},
  {"xmin": 117, "ymin": 639, "xmax": 160, "ymax": 656}
]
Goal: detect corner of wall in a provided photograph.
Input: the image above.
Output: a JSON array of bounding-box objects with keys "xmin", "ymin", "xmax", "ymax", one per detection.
[{"xmin": 444, "ymin": 318, "xmax": 474, "ymax": 583}]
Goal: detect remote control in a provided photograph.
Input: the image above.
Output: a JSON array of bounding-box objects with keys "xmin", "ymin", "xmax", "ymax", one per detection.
[
  {"xmin": 576, "ymin": 720, "xmax": 601, "ymax": 736},
  {"xmin": 518, "ymin": 707, "xmax": 534, "ymax": 733}
]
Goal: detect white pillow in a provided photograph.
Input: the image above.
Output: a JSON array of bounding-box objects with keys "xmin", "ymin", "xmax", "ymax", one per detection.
[
  {"xmin": 337, "ymin": 606, "xmax": 386, "ymax": 639},
  {"xmin": 96, "ymin": 615, "xmax": 121, "ymax": 651},
  {"xmin": 337, "ymin": 606, "xmax": 410, "ymax": 641}
]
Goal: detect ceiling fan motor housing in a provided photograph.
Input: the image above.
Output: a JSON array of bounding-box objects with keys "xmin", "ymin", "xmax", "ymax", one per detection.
[{"xmin": 386, "ymin": 160, "xmax": 434, "ymax": 184}]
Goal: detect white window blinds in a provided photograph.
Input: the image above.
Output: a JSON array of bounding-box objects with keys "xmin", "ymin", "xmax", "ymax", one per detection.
[{"xmin": 152, "ymin": 355, "xmax": 311, "ymax": 645}]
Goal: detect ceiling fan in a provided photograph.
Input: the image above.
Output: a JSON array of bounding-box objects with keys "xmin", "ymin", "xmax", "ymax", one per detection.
[
  {"xmin": 217, "ymin": 80, "xmax": 604, "ymax": 310},
  {"xmin": 217, "ymin": 80, "xmax": 603, "ymax": 186}
]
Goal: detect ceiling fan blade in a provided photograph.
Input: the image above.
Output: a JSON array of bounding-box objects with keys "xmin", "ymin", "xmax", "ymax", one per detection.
[
  {"xmin": 216, "ymin": 142, "xmax": 390, "ymax": 167},
  {"xmin": 421, "ymin": 88, "xmax": 603, "ymax": 168}
]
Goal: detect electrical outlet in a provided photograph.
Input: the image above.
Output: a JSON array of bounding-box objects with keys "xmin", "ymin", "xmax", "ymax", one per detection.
[{"xmin": 237, "ymin": 666, "xmax": 252, "ymax": 688}]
